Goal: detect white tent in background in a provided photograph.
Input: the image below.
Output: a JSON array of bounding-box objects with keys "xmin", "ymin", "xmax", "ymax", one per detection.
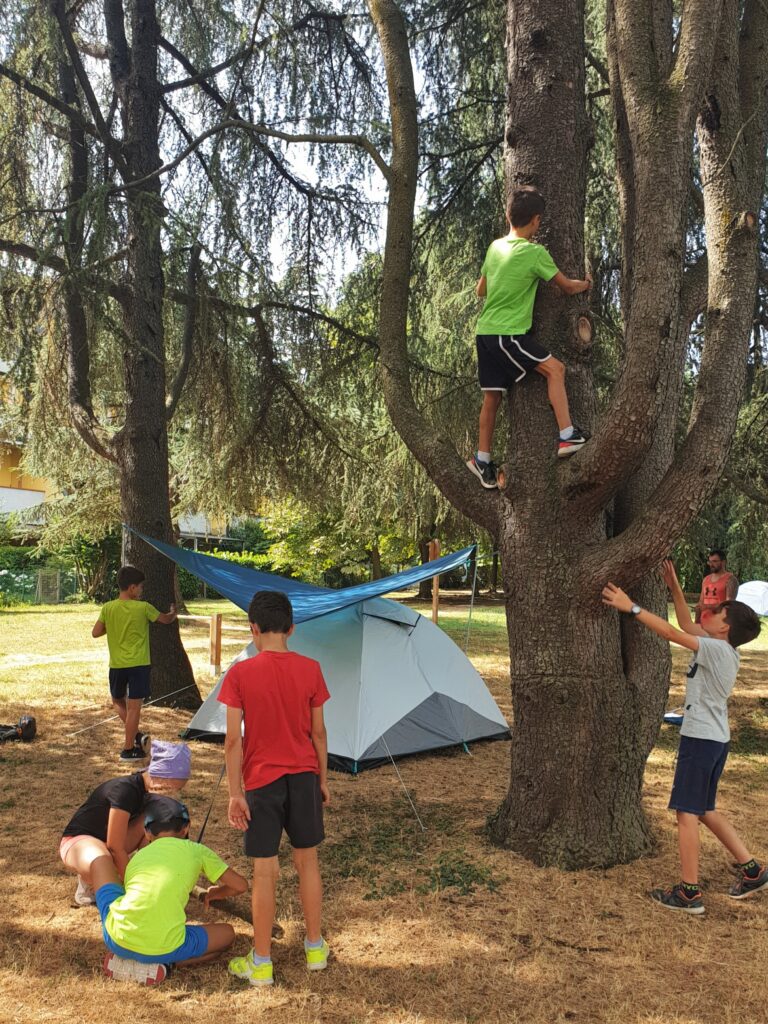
[
  {"xmin": 183, "ymin": 596, "xmax": 510, "ymax": 773},
  {"xmin": 736, "ymin": 581, "xmax": 768, "ymax": 617}
]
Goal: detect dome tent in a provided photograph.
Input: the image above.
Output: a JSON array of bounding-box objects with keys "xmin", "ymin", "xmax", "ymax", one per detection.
[{"xmin": 135, "ymin": 531, "xmax": 510, "ymax": 772}]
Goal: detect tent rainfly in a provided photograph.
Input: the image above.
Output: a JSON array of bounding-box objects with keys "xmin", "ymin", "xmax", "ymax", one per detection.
[
  {"xmin": 736, "ymin": 581, "xmax": 768, "ymax": 617},
  {"xmin": 135, "ymin": 531, "xmax": 510, "ymax": 772}
]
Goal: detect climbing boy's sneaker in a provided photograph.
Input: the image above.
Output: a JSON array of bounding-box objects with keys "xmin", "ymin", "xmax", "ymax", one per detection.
[
  {"xmin": 728, "ymin": 862, "xmax": 768, "ymax": 899},
  {"xmin": 305, "ymin": 938, "xmax": 330, "ymax": 971},
  {"xmin": 557, "ymin": 426, "xmax": 590, "ymax": 458},
  {"xmin": 649, "ymin": 882, "xmax": 705, "ymax": 915},
  {"xmin": 74, "ymin": 875, "xmax": 96, "ymax": 907},
  {"xmin": 134, "ymin": 731, "xmax": 151, "ymax": 756},
  {"xmin": 228, "ymin": 950, "xmax": 274, "ymax": 987},
  {"xmin": 102, "ymin": 952, "xmax": 167, "ymax": 985},
  {"xmin": 466, "ymin": 455, "xmax": 498, "ymax": 489},
  {"xmin": 119, "ymin": 746, "xmax": 145, "ymax": 761}
]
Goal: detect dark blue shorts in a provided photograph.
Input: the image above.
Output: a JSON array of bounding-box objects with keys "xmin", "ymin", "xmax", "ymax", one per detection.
[
  {"xmin": 476, "ymin": 332, "xmax": 551, "ymax": 389},
  {"xmin": 668, "ymin": 735, "xmax": 729, "ymax": 815},
  {"xmin": 109, "ymin": 665, "xmax": 151, "ymax": 701},
  {"xmin": 96, "ymin": 883, "xmax": 208, "ymax": 963}
]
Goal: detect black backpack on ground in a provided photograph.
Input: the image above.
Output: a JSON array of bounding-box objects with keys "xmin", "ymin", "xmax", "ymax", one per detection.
[{"xmin": 0, "ymin": 715, "xmax": 36, "ymax": 743}]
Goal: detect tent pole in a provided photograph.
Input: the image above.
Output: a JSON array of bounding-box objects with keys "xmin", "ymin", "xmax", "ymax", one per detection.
[
  {"xmin": 463, "ymin": 547, "xmax": 481, "ymax": 652},
  {"xmin": 196, "ymin": 764, "xmax": 227, "ymax": 844},
  {"xmin": 381, "ymin": 737, "xmax": 427, "ymax": 832}
]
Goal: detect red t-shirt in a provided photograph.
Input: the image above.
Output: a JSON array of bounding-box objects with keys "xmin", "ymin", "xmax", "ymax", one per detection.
[{"xmin": 217, "ymin": 650, "xmax": 330, "ymax": 791}]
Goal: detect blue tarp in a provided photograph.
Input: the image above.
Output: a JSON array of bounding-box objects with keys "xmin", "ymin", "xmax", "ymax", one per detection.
[{"xmin": 132, "ymin": 530, "xmax": 475, "ymax": 623}]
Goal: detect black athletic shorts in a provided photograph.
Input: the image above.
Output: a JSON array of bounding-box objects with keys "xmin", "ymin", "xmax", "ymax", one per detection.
[
  {"xmin": 476, "ymin": 331, "xmax": 551, "ymax": 390},
  {"xmin": 244, "ymin": 771, "xmax": 324, "ymax": 858},
  {"xmin": 668, "ymin": 735, "xmax": 729, "ymax": 816},
  {"xmin": 108, "ymin": 665, "xmax": 151, "ymax": 701}
]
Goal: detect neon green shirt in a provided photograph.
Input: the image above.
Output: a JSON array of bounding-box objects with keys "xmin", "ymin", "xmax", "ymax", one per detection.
[
  {"xmin": 98, "ymin": 599, "xmax": 160, "ymax": 668},
  {"xmin": 476, "ymin": 236, "xmax": 559, "ymax": 335},
  {"xmin": 105, "ymin": 838, "xmax": 228, "ymax": 956}
]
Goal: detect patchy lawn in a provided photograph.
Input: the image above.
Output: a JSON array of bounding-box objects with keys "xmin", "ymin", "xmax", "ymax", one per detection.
[{"xmin": 1, "ymin": 600, "xmax": 767, "ymax": 1024}]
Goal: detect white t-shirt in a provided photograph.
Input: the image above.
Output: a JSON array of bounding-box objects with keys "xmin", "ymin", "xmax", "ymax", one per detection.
[{"xmin": 679, "ymin": 636, "xmax": 739, "ymax": 743}]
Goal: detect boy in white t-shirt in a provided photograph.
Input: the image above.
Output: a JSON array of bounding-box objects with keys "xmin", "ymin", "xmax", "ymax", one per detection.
[{"xmin": 602, "ymin": 560, "xmax": 764, "ymax": 915}]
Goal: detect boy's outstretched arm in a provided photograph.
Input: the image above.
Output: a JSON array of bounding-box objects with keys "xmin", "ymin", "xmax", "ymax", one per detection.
[
  {"xmin": 661, "ymin": 560, "xmax": 707, "ymax": 637},
  {"xmin": 202, "ymin": 865, "xmax": 249, "ymax": 908},
  {"xmin": 156, "ymin": 603, "xmax": 177, "ymax": 624},
  {"xmin": 311, "ymin": 705, "xmax": 330, "ymax": 806},
  {"xmin": 224, "ymin": 706, "xmax": 250, "ymax": 831},
  {"xmin": 551, "ymin": 270, "xmax": 592, "ymax": 296},
  {"xmin": 602, "ymin": 582, "xmax": 700, "ymax": 652}
]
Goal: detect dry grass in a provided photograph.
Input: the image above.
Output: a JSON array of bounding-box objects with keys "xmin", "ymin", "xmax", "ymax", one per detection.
[{"xmin": 1, "ymin": 601, "xmax": 768, "ymax": 1024}]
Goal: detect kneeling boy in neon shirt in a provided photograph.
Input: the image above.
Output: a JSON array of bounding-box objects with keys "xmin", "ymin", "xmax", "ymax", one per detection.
[{"xmin": 93, "ymin": 796, "xmax": 248, "ymax": 984}]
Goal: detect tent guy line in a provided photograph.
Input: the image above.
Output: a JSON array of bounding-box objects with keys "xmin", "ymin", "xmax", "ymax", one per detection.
[{"xmin": 68, "ymin": 683, "xmax": 198, "ymax": 737}]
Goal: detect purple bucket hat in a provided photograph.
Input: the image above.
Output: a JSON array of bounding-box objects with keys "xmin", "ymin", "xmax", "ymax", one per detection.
[{"xmin": 148, "ymin": 740, "xmax": 192, "ymax": 779}]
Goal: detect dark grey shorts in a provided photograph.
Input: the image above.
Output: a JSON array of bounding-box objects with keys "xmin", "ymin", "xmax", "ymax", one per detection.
[{"xmin": 244, "ymin": 771, "xmax": 324, "ymax": 858}]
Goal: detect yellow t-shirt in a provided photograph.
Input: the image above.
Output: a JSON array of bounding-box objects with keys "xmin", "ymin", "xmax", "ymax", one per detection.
[
  {"xmin": 105, "ymin": 838, "xmax": 228, "ymax": 956},
  {"xmin": 98, "ymin": 599, "xmax": 160, "ymax": 668}
]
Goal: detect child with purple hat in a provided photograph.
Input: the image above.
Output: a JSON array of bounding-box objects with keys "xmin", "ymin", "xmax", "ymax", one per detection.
[{"xmin": 60, "ymin": 740, "xmax": 191, "ymax": 907}]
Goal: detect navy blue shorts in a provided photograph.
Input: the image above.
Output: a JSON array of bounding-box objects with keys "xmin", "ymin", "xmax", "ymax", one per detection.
[
  {"xmin": 476, "ymin": 332, "xmax": 551, "ymax": 389},
  {"xmin": 96, "ymin": 883, "xmax": 208, "ymax": 963},
  {"xmin": 109, "ymin": 665, "xmax": 151, "ymax": 701},
  {"xmin": 668, "ymin": 735, "xmax": 729, "ymax": 815}
]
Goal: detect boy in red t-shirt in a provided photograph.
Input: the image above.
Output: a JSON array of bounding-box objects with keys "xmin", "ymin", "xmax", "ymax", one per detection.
[{"xmin": 219, "ymin": 590, "xmax": 331, "ymax": 987}]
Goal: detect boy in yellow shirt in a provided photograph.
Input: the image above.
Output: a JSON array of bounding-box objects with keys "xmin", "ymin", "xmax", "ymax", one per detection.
[
  {"xmin": 95, "ymin": 796, "xmax": 248, "ymax": 984},
  {"xmin": 92, "ymin": 565, "xmax": 177, "ymax": 760}
]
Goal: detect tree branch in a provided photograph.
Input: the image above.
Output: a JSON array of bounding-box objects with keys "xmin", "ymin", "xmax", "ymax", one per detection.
[
  {"xmin": 723, "ymin": 468, "xmax": 768, "ymax": 505},
  {"xmin": 0, "ymin": 60, "xmax": 98, "ymax": 137},
  {"xmin": 166, "ymin": 244, "xmax": 201, "ymax": 422},
  {"xmin": 367, "ymin": 0, "xmax": 499, "ymax": 534},
  {"xmin": 162, "ymin": 43, "xmax": 257, "ymax": 94},
  {"xmin": 50, "ymin": 0, "xmax": 128, "ymax": 179},
  {"xmin": 108, "ymin": 118, "xmax": 391, "ymax": 194}
]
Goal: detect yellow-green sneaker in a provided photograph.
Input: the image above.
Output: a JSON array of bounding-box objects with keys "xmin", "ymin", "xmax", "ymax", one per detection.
[
  {"xmin": 305, "ymin": 939, "xmax": 330, "ymax": 971},
  {"xmin": 228, "ymin": 950, "xmax": 273, "ymax": 986}
]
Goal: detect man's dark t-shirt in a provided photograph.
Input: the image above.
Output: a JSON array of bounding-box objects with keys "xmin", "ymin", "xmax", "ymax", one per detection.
[{"xmin": 63, "ymin": 772, "xmax": 148, "ymax": 839}]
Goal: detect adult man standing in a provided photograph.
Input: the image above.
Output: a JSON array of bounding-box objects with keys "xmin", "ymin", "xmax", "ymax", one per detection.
[{"xmin": 695, "ymin": 549, "xmax": 739, "ymax": 622}]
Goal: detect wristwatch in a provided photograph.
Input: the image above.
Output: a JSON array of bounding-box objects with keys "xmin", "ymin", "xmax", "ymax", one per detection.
[{"xmin": 630, "ymin": 604, "xmax": 642, "ymax": 616}]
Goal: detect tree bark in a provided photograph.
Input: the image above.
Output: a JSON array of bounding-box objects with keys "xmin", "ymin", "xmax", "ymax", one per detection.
[
  {"xmin": 105, "ymin": 0, "xmax": 199, "ymax": 707},
  {"xmin": 370, "ymin": 0, "xmax": 767, "ymax": 866}
]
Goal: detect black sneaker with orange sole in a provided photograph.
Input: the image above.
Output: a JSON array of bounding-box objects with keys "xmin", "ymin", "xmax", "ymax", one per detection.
[
  {"xmin": 649, "ymin": 883, "xmax": 705, "ymax": 915},
  {"xmin": 728, "ymin": 864, "xmax": 768, "ymax": 899}
]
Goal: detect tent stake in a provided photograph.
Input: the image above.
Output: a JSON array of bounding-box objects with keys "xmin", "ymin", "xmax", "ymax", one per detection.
[{"xmin": 381, "ymin": 737, "xmax": 427, "ymax": 832}]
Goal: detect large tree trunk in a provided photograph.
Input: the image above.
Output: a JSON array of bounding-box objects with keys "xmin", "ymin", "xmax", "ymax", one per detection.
[
  {"xmin": 107, "ymin": 0, "xmax": 199, "ymax": 708},
  {"xmin": 370, "ymin": 0, "xmax": 767, "ymax": 866}
]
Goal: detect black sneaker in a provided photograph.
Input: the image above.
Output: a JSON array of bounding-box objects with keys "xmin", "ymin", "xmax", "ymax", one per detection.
[
  {"xmin": 466, "ymin": 455, "xmax": 498, "ymax": 489},
  {"xmin": 557, "ymin": 426, "xmax": 590, "ymax": 458},
  {"xmin": 135, "ymin": 731, "xmax": 150, "ymax": 756},
  {"xmin": 728, "ymin": 864, "xmax": 768, "ymax": 899},
  {"xmin": 649, "ymin": 883, "xmax": 705, "ymax": 915},
  {"xmin": 119, "ymin": 747, "xmax": 146, "ymax": 761}
]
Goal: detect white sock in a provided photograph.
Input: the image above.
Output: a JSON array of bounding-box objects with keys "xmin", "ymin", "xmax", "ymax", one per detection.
[
  {"xmin": 559, "ymin": 427, "xmax": 575, "ymax": 441},
  {"xmin": 251, "ymin": 950, "xmax": 272, "ymax": 965},
  {"xmin": 476, "ymin": 450, "xmax": 491, "ymax": 464}
]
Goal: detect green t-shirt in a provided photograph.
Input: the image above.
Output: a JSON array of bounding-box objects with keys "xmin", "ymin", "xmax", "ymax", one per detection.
[
  {"xmin": 98, "ymin": 599, "xmax": 160, "ymax": 669},
  {"xmin": 105, "ymin": 838, "xmax": 228, "ymax": 956},
  {"xmin": 476, "ymin": 236, "xmax": 559, "ymax": 335}
]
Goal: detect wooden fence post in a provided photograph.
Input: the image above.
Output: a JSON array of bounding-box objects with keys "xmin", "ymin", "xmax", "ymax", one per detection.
[
  {"xmin": 429, "ymin": 539, "xmax": 441, "ymax": 624},
  {"xmin": 209, "ymin": 613, "xmax": 222, "ymax": 676}
]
